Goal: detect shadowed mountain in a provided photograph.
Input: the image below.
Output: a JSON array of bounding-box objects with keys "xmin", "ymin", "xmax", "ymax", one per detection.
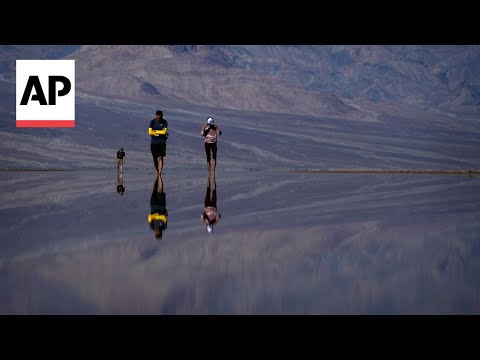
[{"xmin": 67, "ymin": 45, "xmax": 480, "ymax": 118}]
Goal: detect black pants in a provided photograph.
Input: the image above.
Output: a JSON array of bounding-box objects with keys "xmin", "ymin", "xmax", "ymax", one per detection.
[
  {"xmin": 205, "ymin": 142, "xmax": 217, "ymax": 162},
  {"xmin": 151, "ymin": 143, "xmax": 166, "ymax": 170},
  {"xmin": 204, "ymin": 186, "xmax": 217, "ymax": 208}
]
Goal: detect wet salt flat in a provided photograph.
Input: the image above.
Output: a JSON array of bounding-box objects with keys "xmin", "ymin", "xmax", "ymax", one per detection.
[{"xmin": 0, "ymin": 169, "xmax": 479, "ymax": 314}]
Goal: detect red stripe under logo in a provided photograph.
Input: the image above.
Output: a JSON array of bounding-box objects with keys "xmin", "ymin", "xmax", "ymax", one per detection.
[{"xmin": 16, "ymin": 120, "xmax": 75, "ymax": 128}]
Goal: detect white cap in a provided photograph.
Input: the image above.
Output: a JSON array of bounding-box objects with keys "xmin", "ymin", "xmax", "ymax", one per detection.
[{"xmin": 207, "ymin": 117, "xmax": 214, "ymax": 124}]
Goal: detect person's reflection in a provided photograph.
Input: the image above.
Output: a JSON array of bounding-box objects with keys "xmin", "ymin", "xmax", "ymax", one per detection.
[
  {"xmin": 148, "ymin": 175, "xmax": 168, "ymax": 240},
  {"xmin": 116, "ymin": 171, "xmax": 125, "ymax": 196},
  {"xmin": 201, "ymin": 172, "xmax": 221, "ymax": 234}
]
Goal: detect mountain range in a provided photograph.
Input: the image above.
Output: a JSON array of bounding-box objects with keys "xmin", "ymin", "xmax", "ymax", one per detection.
[{"xmin": 0, "ymin": 45, "xmax": 479, "ymax": 170}]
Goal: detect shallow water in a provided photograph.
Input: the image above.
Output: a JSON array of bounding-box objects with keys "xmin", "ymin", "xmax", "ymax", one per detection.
[{"xmin": 0, "ymin": 169, "xmax": 479, "ymax": 314}]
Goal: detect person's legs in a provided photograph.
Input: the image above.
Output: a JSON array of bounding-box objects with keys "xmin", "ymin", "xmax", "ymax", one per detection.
[
  {"xmin": 211, "ymin": 143, "xmax": 217, "ymax": 172},
  {"xmin": 205, "ymin": 175, "xmax": 211, "ymax": 207},
  {"xmin": 211, "ymin": 188, "xmax": 217, "ymax": 208},
  {"xmin": 157, "ymin": 174, "xmax": 163, "ymax": 192},
  {"xmin": 151, "ymin": 144, "xmax": 159, "ymax": 173},
  {"xmin": 158, "ymin": 144, "xmax": 166, "ymax": 175},
  {"xmin": 211, "ymin": 170, "xmax": 217, "ymax": 206},
  {"xmin": 205, "ymin": 143, "xmax": 211, "ymax": 172},
  {"xmin": 157, "ymin": 156, "xmax": 163, "ymax": 174}
]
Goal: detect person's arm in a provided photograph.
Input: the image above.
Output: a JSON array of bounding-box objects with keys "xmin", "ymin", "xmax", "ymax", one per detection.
[
  {"xmin": 149, "ymin": 128, "xmax": 164, "ymax": 136},
  {"xmin": 154, "ymin": 128, "xmax": 167, "ymax": 135},
  {"xmin": 201, "ymin": 123, "xmax": 207, "ymax": 136},
  {"xmin": 201, "ymin": 211, "xmax": 212, "ymax": 224},
  {"xmin": 217, "ymin": 125, "xmax": 222, "ymax": 136},
  {"xmin": 151, "ymin": 120, "xmax": 168, "ymax": 136},
  {"xmin": 148, "ymin": 120, "xmax": 158, "ymax": 136}
]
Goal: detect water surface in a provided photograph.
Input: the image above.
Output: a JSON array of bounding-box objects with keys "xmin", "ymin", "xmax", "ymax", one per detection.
[{"xmin": 0, "ymin": 169, "xmax": 479, "ymax": 314}]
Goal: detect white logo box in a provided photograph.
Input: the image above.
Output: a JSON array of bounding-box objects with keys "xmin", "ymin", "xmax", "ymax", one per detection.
[{"xmin": 16, "ymin": 59, "xmax": 75, "ymax": 128}]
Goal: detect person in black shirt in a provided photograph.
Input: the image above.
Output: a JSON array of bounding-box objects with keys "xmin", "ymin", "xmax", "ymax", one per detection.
[
  {"xmin": 116, "ymin": 171, "xmax": 125, "ymax": 196},
  {"xmin": 116, "ymin": 148, "xmax": 125, "ymax": 172},
  {"xmin": 148, "ymin": 174, "xmax": 168, "ymax": 240},
  {"xmin": 148, "ymin": 110, "xmax": 169, "ymax": 175}
]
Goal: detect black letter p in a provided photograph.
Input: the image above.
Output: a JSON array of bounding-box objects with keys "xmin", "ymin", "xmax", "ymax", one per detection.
[{"xmin": 49, "ymin": 76, "xmax": 71, "ymax": 105}]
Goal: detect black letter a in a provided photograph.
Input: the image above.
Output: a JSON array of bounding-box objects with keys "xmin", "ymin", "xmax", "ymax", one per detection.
[{"xmin": 20, "ymin": 76, "xmax": 47, "ymax": 105}]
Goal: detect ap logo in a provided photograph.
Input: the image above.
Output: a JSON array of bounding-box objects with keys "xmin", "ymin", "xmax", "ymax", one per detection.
[{"xmin": 16, "ymin": 60, "xmax": 75, "ymax": 128}]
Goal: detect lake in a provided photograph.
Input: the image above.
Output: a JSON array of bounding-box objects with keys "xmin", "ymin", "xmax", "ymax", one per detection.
[{"xmin": 0, "ymin": 169, "xmax": 479, "ymax": 314}]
